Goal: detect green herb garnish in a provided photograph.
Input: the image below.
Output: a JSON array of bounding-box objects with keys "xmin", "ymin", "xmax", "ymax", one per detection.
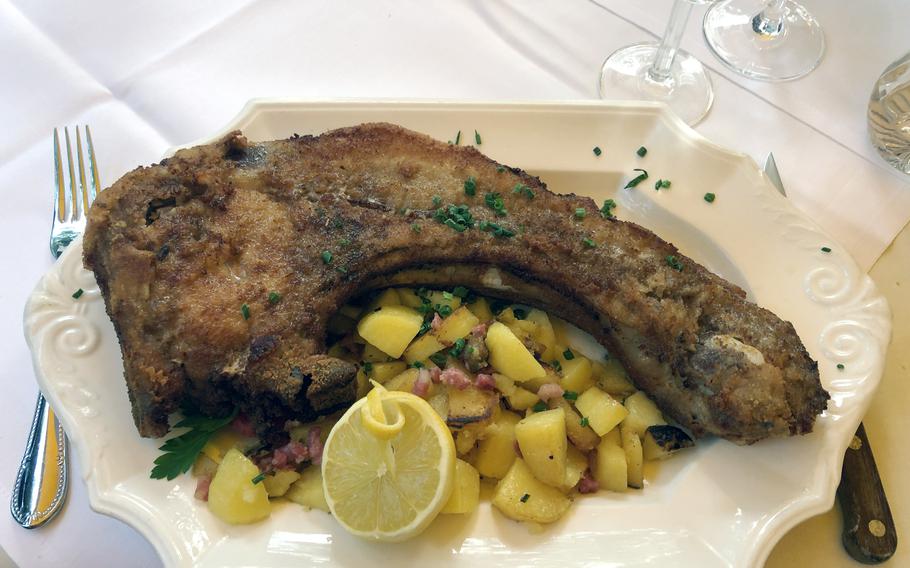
[
  {"xmin": 624, "ymin": 168, "xmax": 649, "ymax": 189},
  {"xmin": 321, "ymin": 250, "xmax": 333, "ymax": 264},
  {"xmin": 241, "ymin": 303, "xmax": 250, "ymax": 320},
  {"xmin": 575, "ymin": 208, "xmax": 586, "ymax": 219},
  {"xmin": 72, "ymin": 288, "xmax": 84, "ymax": 299},
  {"xmin": 512, "ymin": 183, "xmax": 534, "ymax": 200},
  {"xmin": 666, "ymin": 255, "xmax": 683, "ymax": 271},
  {"xmin": 479, "ymin": 220, "xmax": 515, "ymax": 238},
  {"xmin": 432, "ymin": 195, "xmax": 442, "ymax": 207},
  {"xmin": 442, "ymin": 291, "xmax": 454, "ymax": 300},
  {"xmin": 150, "ymin": 408, "xmax": 238, "ymax": 480},
  {"xmin": 251, "ymin": 473, "xmax": 266, "ymax": 485},
  {"xmin": 363, "ymin": 362, "xmax": 373, "ymax": 374},
  {"xmin": 837, "ymin": 363, "xmax": 845, "ymax": 370},
  {"xmin": 484, "ymin": 192, "xmax": 508, "ymax": 216},
  {"xmin": 532, "ymin": 401, "xmax": 548, "ymax": 413},
  {"xmin": 497, "ymin": 166, "xmax": 506, "ymax": 173},
  {"xmin": 412, "ymin": 361, "xmax": 425, "ymax": 369},
  {"xmin": 580, "ymin": 416, "xmax": 590, "ymax": 428},
  {"xmin": 339, "ymin": 238, "xmax": 351, "ymax": 246},
  {"xmin": 437, "ymin": 304, "xmax": 454, "ymax": 317},
  {"xmin": 520, "ymin": 493, "xmax": 530, "ymax": 503},
  {"xmin": 268, "ymin": 291, "xmax": 281, "ymax": 305},
  {"xmin": 430, "ymin": 352, "xmax": 448, "ymax": 367},
  {"xmin": 434, "ymin": 203, "xmax": 475, "ymax": 232},
  {"xmin": 464, "ymin": 176, "xmax": 477, "ymax": 196},
  {"xmin": 475, "ymin": 130, "xmax": 482, "ymax": 145},
  {"xmin": 563, "ymin": 348, "xmax": 574, "ymax": 360},
  {"xmin": 455, "ymin": 130, "xmax": 462, "ymax": 145},
  {"xmin": 654, "ymin": 179, "xmax": 671, "ymax": 190},
  {"xmin": 704, "ymin": 192, "xmax": 716, "ymax": 203},
  {"xmin": 600, "ymin": 199, "xmax": 617, "ymax": 218},
  {"xmin": 821, "ymin": 246, "xmax": 832, "ymax": 253},
  {"xmin": 450, "ymin": 337, "xmax": 466, "ymax": 358},
  {"xmin": 563, "ymin": 391, "xmax": 578, "ymax": 401},
  {"xmin": 452, "ymin": 286, "xmax": 470, "ymax": 298},
  {"xmin": 411, "ymin": 223, "xmax": 422, "ymax": 233},
  {"xmin": 336, "ymin": 266, "xmax": 349, "ymax": 275},
  {"xmin": 636, "ymin": 146, "xmax": 647, "ymax": 157},
  {"xmin": 551, "ymin": 360, "xmax": 562, "ymax": 372},
  {"xmin": 593, "ymin": 146, "xmax": 602, "ymax": 156},
  {"xmin": 582, "ymin": 237, "xmax": 597, "ymax": 248}
]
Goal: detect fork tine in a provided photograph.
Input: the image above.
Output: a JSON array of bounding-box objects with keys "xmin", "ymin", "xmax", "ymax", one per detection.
[
  {"xmin": 76, "ymin": 127, "xmax": 89, "ymax": 217},
  {"xmin": 63, "ymin": 127, "xmax": 78, "ymax": 221},
  {"xmin": 85, "ymin": 125, "xmax": 101, "ymax": 203},
  {"xmin": 53, "ymin": 129, "xmax": 65, "ymax": 223}
]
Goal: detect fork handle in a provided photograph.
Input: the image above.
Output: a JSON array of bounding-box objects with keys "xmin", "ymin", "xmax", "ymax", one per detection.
[
  {"xmin": 838, "ymin": 422, "xmax": 897, "ymax": 563},
  {"xmin": 10, "ymin": 393, "xmax": 68, "ymax": 528}
]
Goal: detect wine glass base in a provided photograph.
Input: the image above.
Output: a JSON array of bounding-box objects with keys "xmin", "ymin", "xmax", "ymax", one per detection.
[
  {"xmin": 598, "ymin": 43, "xmax": 714, "ymax": 126},
  {"xmin": 703, "ymin": 0, "xmax": 825, "ymax": 81}
]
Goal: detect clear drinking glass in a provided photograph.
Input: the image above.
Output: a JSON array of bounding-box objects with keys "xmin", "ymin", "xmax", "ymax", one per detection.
[
  {"xmin": 703, "ymin": 0, "xmax": 825, "ymax": 81},
  {"xmin": 869, "ymin": 51, "xmax": 910, "ymax": 175},
  {"xmin": 598, "ymin": 0, "xmax": 714, "ymax": 126}
]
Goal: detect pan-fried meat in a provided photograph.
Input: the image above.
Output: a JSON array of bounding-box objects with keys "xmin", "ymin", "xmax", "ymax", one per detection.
[{"xmin": 83, "ymin": 123, "xmax": 828, "ymax": 444}]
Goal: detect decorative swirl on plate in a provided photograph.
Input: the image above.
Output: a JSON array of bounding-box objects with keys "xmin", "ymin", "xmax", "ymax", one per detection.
[
  {"xmin": 818, "ymin": 321, "xmax": 877, "ymax": 386},
  {"xmin": 804, "ymin": 263, "xmax": 853, "ymax": 306}
]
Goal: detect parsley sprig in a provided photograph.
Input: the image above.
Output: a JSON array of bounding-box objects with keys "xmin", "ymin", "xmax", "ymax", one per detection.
[{"xmin": 150, "ymin": 408, "xmax": 238, "ymax": 480}]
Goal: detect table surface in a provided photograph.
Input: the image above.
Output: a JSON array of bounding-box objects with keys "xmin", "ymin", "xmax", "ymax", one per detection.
[{"xmin": 0, "ymin": 1, "xmax": 907, "ymax": 566}]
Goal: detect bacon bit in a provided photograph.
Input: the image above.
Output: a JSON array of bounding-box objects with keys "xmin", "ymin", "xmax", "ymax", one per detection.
[
  {"xmin": 576, "ymin": 471, "xmax": 599, "ymax": 494},
  {"xmin": 431, "ymin": 313, "xmax": 444, "ymax": 331},
  {"xmin": 230, "ymin": 413, "xmax": 256, "ymax": 437},
  {"xmin": 440, "ymin": 367, "xmax": 472, "ymax": 390},
  {"xmin": 471, "ymin": 323, "xmax": 489, "ymax": 337},
  {"xmin": 307, "ymin": 427, "xmax": 324, "ymax": 466},
  {"xmin": 429, "ymin": 367, "xmax": 442, "ymax": 383},
  {"xmin": 194, "ymin": 475, "xmax": 212, "ymax": 501},
  {"xmin": 537, "ymin": 383, "xmax": 564, "ymax": 402},
  {"xmin": 412, "ymin": 369, "xmax": 432, "ymax": 398},
  {"xmin": 475, "ymin": 373, "xmax": 496, "ymax": 390}
]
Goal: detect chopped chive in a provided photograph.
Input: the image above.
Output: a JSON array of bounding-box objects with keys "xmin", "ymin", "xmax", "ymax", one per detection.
[
  {"xmin": 532, "ymin": 401, "xmax": 548, "ymax": 413},
  {"xmin": 452, "ymin": 286, "xmax": 470, "ymax": 298},
  {"xmin": 563, "ymin": 348, "xmax": 575, "ymax": 360},
  {"xmin": 475, "ymin": 130, "xmax": 482, "ymax": 145},
  {"xmin": 821, "ymin": 246, "xmax": 832, "ymax": 253},
  {"xmin": 704, "ymin": 192, "xmax": 716, "ymax": 203},
  {"xmin": 435, "ymin": 203, "xmax": 475, "ymax": 232},
  {"xmin": 432, "ymin": 195, "xmax": 442, "ymax": 207},
  {"xmin": 455, "ymin": 130, "xmax": 461, "ymax": 145},
  {"xmin": 336, "ymin": 266, "xmax": 349, "ymax": 275},
  {"xmin": 665, "ymin": 255, "xmax": 683, "ymax": 271},
  {"xmin": 512, "ymin": 183, "xmax": 534, "ymax": 200},
  {"xmin": 268, "ymin": 291, "xmax": 281, "ymax": 305},
  {"xmin": 412, "ymin": 361, "xmax": 425, "ymax": 369},
  {"xmin": 582, "ymin": 237, "xmax": 597, "ymax": 248},
  {"xmin": 251, "ymin": 473, "xmax": 266, "ymax": 485},
  {"xmin": 654, "ymin": 179, "xmax": 671, "ymax": 190},
  {"xmin": 464, "ymin": 176, "xmax": 477, "ymax": 196},
  {"xmin": 72, "ymin": 288, "xmax": 84, "ymax": 299},
  {"xmin": 837, "ymin": 363, "xmax": 845, "ymax": 370},
  {"xmin": 600, "ymin": 199, "xmax": 617, "ymax": 218},
  {"xmin": 520, "ymin": 493, "xmax": 530, "ymax": 503},
  {"xmin": 624, "ymin": 168, "xmax": 649, "ymax": 189},
  {"xmin": 483, "ymin": 192, "xmax": 508, "ymax": 216},
  {"xmin": 411, "ymin": 223, "xmax": 422, "ymax": 233},
  {"xmin": 636, "ymin": 146, "xmax": 647, "ymax": 157},
  {"xmin": 241, "ymin": 303, "xmax": 250, "ymax": 320},
  {"xmin": 593, "ymin": 146, "xmax": 602, "ymax": 156},
  {"xmin": 479, "ymin": 220, "xmax": 515, "ymax": 238},
  {"xmin": 442, "ymin": 291, "xmax": 454, "ymax": 300},
  {"xmin": 339, "ymin": 238, "xmax": 351, "ymax": 246},
  {"xmin": 580, "ymin": 416, "xmax": 590, "ymax": 428},
  {"xmin": 321, "ymin": 250, "xmax": 333, "ymax": 264},
  {"xmin": 574, "ymin": 208, "xmax": 586, "ymax": 219},
  {"xmin": 449, "ymin": 337, "xmax": 466, "ymax": 358},
  {"xmin": 363, "ymin": 362, "xmax": 373, "ymax": 374},
  {"xmin": 437, "ymin": 304, "xmax": 453, "ymax": 317},
  {"xmin": 430, "ymin": 352, "xmax": 448, "ymax": 367},
  {"xmin": 497, "ymin": 166, "xmax": 506, "ymax": 173},
  {"xmin": 563, "ymin": 391, "xmax": 578, "ymax": 401},
  {"xmin": 551, "ymin": 360, "xmax": 562, "ymax": 372}
]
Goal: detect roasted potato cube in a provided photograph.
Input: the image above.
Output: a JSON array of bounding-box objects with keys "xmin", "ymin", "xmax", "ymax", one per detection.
[
  {"xmin": 361, "ymin": 343, "xmax": 392, "ymax": 363},
  {"xmin": 515, "ymin": 408, "xmax": 567, "ymax": 487},
  {"xmin": 493, "ymin": 373, "xmax": 517, "ymax": 396},
  {"xmin": 285, "ymin": 466, "xmax": 329, "ymax": 512},
  {"xmin": 383, "ymin": 368, "xmax": 420, "ymax": 393},
  {"xmin": 506, "ymin": 386, "xmax": 541, "ymax": 411},
  {"xmin": 492, "ymin": 459, "xmax": 571, "ymax": 523},
  {"xmin": 263, "ymin": 470, "xmax": 301, "ymax": 498},
  {"xmin": 559, "ymin": 355, "xmax": 595, "ymax": 394},
  {"xmin": 551, "ymin": 398, "xmax": 599, "ymax": 451},
  {"xmin": 621, "ymin": 426, "xmax": 644, "ymax": 489},
  {"xmin": 366, "ymin": 361, "xmax": 408, "ymax": 384},
  {"xmin": 521, "ymin": 368, "xmax": 560, "ymax": 393},
  {"xmin": 355, "ymin": 368, "xmax": 370, "ymax": 399},
  {"xmin": 593, "ymin": 358, "xmax": 637, "ymax": 398},
  {"xmin": 594, "ymin": 435, "xmax": 627, "ymax": 492},
  {"xmin": 207, "ymin": 449, "xmax": 271, "ymax": 524},
  {"xmin": 475, "ymin": 410, "xmax": 522, "ymax": 479},
  {"xmin": 447, "ymin": 386, "xmax": 499, "ymax": 428},
  {"xmin": 561, "ymin": 444, "xmax": 588, "ymax": 492},
  {"xmin": 441, "ymin": 459, "xmax": 481, "ymax": 514},
  {"xmin": 623, "ymin": 391, "xmax": 667, "ymax": 439},
  {"xmin": 642, "ymin": 425, "xmax": 694, "ymax": 460},
  {"xmin": 364, "ymin": 288, "xmax": 402, "ymax": 313},
  {"xmin": 435, "ymin": 306, "xmax": 480, "ymax": 344},
  {"xmin": 486, "ymin": 322, "xmax": 546, "ymax": 381},
  {"xmin": 201, "ymin": 429, "xmax": 250, "ymax": 464},
  {"xmin": 394, "ymin": 288, "xmax": 423, "ymax": 309},
  {"xmin": 574, "ymin": 387, "xmax": 629, "ymax": 436},
  {"xmin": 403, "ymin": 333, "xmax": 445, "ymax": 364},
  {"xmin": 357, "ymin": 305, "xmax": 423, "ymax": 358},
  {"xmin": 526, "ymin": 309, "xmax": 558, "ymax": 360},
  {"xmin": 467, "ymin": 297, "xmax": 495, "ymax": 323}
]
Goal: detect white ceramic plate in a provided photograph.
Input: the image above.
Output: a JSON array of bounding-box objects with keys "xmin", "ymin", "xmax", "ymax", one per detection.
[{"xmin": 24, "ymin": 100, "xmax": 891, "ymax": 567}]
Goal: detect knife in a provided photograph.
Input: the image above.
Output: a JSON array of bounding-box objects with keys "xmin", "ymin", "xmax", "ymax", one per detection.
[{"xmin": 763, "ymin": 153, "xmax": 897, "ymax": 563}]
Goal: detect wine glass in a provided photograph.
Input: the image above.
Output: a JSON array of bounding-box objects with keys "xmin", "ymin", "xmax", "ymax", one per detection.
[
  {"xmin": 703, "ymin": 0, "xmax": 825, "ymax": 81},
  {"xmin": 598, "ymin": 0, "xmax": 715, "ymax": 126},
  {"xmin": 869, "ymin": 51, "xmax": 910, "ymax": 174}
]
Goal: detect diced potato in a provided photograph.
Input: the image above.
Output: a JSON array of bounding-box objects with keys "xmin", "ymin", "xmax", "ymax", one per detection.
[
  {"xmin": 384, "ymin": 368, "xmax": 420, "ymax": 393},
  {"xmin": 521, "ymin": 369, "xmax": 559, "ymax": 394},
  {"xmin": 285, "ymin": 466, "xmax": 329, "ymax": 512},
  {"xmin": 602, "ymin": 426, "xmax": 621, "ymax": 446},
  {"xmin": 593, "ymin": 359, "xmax": 636, "ymax": 397},
  {"xmin": 475, "ymin": 411, "xmax": 522, "ymax": 479},
  {"xmin": 551, "ymin": 398, "xmax": 599, "ymax": 451},
  {"xmin": 338, "ymin": 304, "xmax": 362, "ymax": 320},
  {"xmin": 621, "ymin": 426, "xmax": 644, "ymax": 489},
  {"xmin": 623, "ymin": 391, "xmax": 667, "ymax": 439},
  {"xmin": 515, "ymin": 408, "xmax": 567, "ymax": 487},
  {"xmin": 506, "ymin": 387, "xmax": 540, "ymax": 411},
  {"xmin": 192, "ymin": 454, "xmax": 219, "ymax": 478},
  {"xmin": 492, "ymin": 459, "xmax": 571, "ymax": 524},
  {"xmin": 562, "ymin": 444, "xmax": 588, "ymax": 492},
  {"xmin": 263, "ymin": 470, "xmax": 301, "ymax": 497},
  {"xmin": 366, "ymin": 361, "xmax": 408, "ymax": 384},
  {"xmin": 201, "ymin": 429, "xmax": 249, "ymax": 464},
  {"xmin": 357, "ymin": 305, "xmax": 424, "ymax": 358},
  {"xmin": 455, "ymin": 428, "xmax": 479, "ymax": 455},
  {"xmin": 395, "ymin": 288, "xmax": 423, "ymax": 309},
  {"xmin": 355, "ymin": 368, "xmax": 370, "ymax": 399},
  {"xmin": 550, "ymin": 316, "xmax": 571, "ymax": 347},
  {"xmin": 559, "ymin": 356, "xmax": 595, "ymax": 394},
  {"xmin": 486, "ymin": 322, "xmax": 546, "ymax": 381},
  {"xmin": 435, "ymin": 306, "xmax": 480, "ymax": 344},
  {"xmin": 642, "ymin": 425, "xmax": 694, "ymax": 461},
  {"xmin": 403, "ymin": 333, "xmax": 445, "ymax": 364},
  {"xmin": 594, "ymin": 435, "xmax": 627, "ymax": 492},
  {"xmin": 526, "ymin": 309, "xmax": 558, "ymax": 360},
  {"xmin": 207, "ymin": 449, "xmax": 271, "ymax": 524},
  {"xmin": 447, "ymin": 386, "xmax": 499, "ymax": 428},
  {"xmin": 361, "ymin": 343, "xmax": 392, "ymax": 363},
  {"xmin": 441, "ymin": 459, "xmax": 481, "ymax": 514},
  {"xmin": 428, "ymin": 391, "xmax": 449, "ymax": 422},
  {"xmin": 424, "ymin": 290, "xmax": 462, "ymax": 313},
  {"xmin": 493, "ymin": 373, "xmax": 516, "ymax": 396},
  {"xmin": 364, "ymin": 288, "xmax": 401, "ymax": 313},
  {"xmin": 467, "ymin": 297, "xmax": 494, "ymax": 323},
  {"xmin": 574, "ymin": 387, "xmax": 629, "ymax": 436}
]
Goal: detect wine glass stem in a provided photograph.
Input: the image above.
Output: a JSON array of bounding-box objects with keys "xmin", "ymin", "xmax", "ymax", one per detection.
[
  {"xmin": 752, "ymin": 0, "xmax": 787, "ymax": 37},
  {"xmin": 648, "ymin": 0, "xmax": 694, "ymax": 83}
]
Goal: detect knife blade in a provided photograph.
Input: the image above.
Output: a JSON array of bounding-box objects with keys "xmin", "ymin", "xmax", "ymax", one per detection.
[{"xmin": 762, "ymin": 153, "xmax": 897, "ymax": 563}]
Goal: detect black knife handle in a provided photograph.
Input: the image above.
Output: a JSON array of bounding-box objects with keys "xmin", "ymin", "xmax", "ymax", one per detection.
[{"xmin": 838, "ymin": 422, "xmax": 897, "ymax": 563}]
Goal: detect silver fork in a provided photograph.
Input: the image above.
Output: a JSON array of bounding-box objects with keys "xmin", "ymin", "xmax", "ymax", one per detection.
[{"xmin": 10, "ymin": 126, "xmax": 101, "ymax": 529}]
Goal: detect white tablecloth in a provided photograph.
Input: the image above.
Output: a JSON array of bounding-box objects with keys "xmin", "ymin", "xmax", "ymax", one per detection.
[{"xmin": 1, "ymin": 1, "xmax": 907, "ymax": 566}]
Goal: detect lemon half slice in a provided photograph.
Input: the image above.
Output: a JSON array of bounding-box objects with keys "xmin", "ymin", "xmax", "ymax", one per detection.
[{"xmin": 322, "ymin": 384, "xmax": 455, "ymax": 541}]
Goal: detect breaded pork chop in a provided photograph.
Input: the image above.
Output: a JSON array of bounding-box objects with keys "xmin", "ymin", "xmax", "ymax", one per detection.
[{"xmin": 83, "ymin": 123, "xmax": 828, "ymax": 443}]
